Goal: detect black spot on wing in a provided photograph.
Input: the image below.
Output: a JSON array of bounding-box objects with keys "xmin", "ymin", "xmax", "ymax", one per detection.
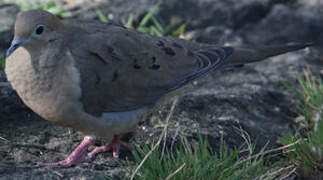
[
  {"xmin": 149, "ymin": 64, "xmax": 160, "ymax": 70},
  {"xmin": 149, "ymin": 56, "xmax": 160, "ymax": 70},
  {"xmin": 152, "ymin": 56, "xmax": 157, "ymax": 62},
  {"xmin": 133, "ymin": 59, "xmax": 141, "ymax": 69},
  {"xmin": 162, "ymin": 47, "xmax": 176, "ymax": 56},
  {"xmin": 134, "ymin": 64, "xmax": 141, "ymax": 69},
  {"xmin": 157, "ymin": 40, "xmax": 165, "ymax": 47},
  {"xmin": 112, "ymin": 71, "xmax": 118, "ymax": 82}
]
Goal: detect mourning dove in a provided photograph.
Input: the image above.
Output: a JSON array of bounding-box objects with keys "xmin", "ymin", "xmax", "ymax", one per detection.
[{"xmin": 4, "ymin": 10, "xmax": 312, "ymax": 167}]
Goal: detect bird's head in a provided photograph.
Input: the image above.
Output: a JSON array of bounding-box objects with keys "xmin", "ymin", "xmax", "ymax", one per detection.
[{"xmin": 6, "ymin": 10, "xmax": 62, "ymax": 58}]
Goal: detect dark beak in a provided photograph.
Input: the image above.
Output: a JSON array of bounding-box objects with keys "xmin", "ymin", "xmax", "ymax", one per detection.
[{"xmin": 6, "ymin": 39, "xmax": 25, "ymax": 58}]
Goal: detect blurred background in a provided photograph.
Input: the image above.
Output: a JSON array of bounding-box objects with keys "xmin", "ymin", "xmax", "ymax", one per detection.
[
  {"xmin": 0, "ymin": 0, "xmax": 322, "ymax": 179},
  {"xmin": 0, "ymin": 0, "xmax": 323, "ymax": 58}
]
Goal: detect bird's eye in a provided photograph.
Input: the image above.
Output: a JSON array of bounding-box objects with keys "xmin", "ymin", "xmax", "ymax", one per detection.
[{"xmin": 33, "ymin": 24, "xmax": 46, "ymax": 36}]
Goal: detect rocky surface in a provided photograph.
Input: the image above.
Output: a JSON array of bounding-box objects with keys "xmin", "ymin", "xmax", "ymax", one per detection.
[{"xmin": 0, "ymin": 0, "xmax": 322, "ymax": 179}]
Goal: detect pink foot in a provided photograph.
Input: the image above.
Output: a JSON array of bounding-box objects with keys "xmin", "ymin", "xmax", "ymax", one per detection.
[
  {"xmin": 80, "ymin": 135, "xmax": 132, "ymax": 163},
  {"xmin": 37, "ymin": 136, "xmax": 95, "ymax": 168}
]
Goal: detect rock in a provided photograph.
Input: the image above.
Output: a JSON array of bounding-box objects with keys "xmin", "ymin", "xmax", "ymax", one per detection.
[
  {"xmin": 74, "ymin": 0, "xmax": 156, "ymax": 23},
  {"xmin": 295, "ymin": 0, "xmax": 323, "ymax": 12},
  {"xmin": 0, "ymin": 4, "xmax": 19, "ymax": 59},
  {"xmin": 182, "ymin": 26, "xmax": 242, "ymax": 46},
  {"xmin": 238, "ymin": 4, "xmax": 323, "ymax": 45},
  {"xmin": 0, "ymin": 71, "xmax": 29, "ymax": 117},
  {"xmin": 0, "ymin": 0, "xmax": 322, "ymax": 179}
]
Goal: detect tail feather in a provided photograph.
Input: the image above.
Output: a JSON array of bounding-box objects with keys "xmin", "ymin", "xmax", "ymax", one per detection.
[{"xmin": 224, "ymin": 42, "xmax": 313, "ymax": 66}]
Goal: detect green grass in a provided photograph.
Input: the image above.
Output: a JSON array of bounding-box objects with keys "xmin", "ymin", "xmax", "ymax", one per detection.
[
  {"xmin": 0, "ymin": 136, "xmax": 8, "ymax": 141},
  {"xmin": 95, "ymin": 9, "xmax": 109, "ymax": 23},
  {"xmin": 95, "ymin": 2, "xmax": 186, "ymax": 37},
  {"xmin": 125, "ymin": 2, "xmax": 186, "ymax": 37},
  {"xmin": 280, "ymin": 122, "xmax": 323, "ymax": 178},
  {"xmin": 15, "ymin": 0, "xmax": 71, "ymax": 19},
  {"xmin": 113, "ymin": 101, "xmax": 281, "ymax": 180},
  {"xmin": 0, "ymin": 59, "xmax": 5, "ymax": 70},
  {"xmin": 284, "ymin": 71, "xmax": 323, "ymax": 130},
  {"xmin": 280, "ymin": 71, "xmax": 323, "ymax": 178},
  {"xmin": 129, "ymin": 135, "xmax": 273, "ymax": 180}
]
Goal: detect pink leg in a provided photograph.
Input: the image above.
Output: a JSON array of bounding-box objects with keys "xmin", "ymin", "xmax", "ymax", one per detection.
[
  {"xmin": 80, "ymin": 135, "xmax": 132, "ymax": 163},
  {"xmin": 37, "ymin": 136, "xmax": 96, "ymax": 168}
]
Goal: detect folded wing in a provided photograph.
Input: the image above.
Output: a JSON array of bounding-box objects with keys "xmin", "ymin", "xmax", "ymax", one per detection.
[{"xmin": 68, "ymin": 23, "xmax": 233, "ymax": 114}]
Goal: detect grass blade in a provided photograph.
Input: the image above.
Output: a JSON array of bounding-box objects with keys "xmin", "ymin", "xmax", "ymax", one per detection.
[{"xmin": 95, "ymin": 9, "xmax": 109, "ymax": 23}]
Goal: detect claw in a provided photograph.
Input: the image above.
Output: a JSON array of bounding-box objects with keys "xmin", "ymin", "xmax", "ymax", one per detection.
[
  {"xmin": 83, "ymin": 135, "xmax": 132, "ymax": 161},
  {"xmin": 36, "ymin": 136, "xmax": 96, "ymax": 168},
  {"xmin": 36, "ymin": 135, "xmax": 132, "ymax": 168}
]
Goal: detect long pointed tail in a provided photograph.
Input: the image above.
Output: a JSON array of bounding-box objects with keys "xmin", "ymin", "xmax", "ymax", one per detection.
[{"xmin": 224, "ymin": 42, "xmax": 313, "ymax": 67}]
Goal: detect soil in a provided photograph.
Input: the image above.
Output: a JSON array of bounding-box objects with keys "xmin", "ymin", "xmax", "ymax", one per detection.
[{"xmin": 0, "ymin": 0, "xmax": 322, "ymax": 179}]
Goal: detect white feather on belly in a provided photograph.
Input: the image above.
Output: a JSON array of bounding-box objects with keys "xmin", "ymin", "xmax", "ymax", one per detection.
[{"xmin": 100, "ymin": 107, "xmax": 149, "ymax": 134}]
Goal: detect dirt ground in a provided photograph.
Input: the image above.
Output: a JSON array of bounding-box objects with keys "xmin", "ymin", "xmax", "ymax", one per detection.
[{"xmin": 0, "ymin": 0, "xmax": 322, "ymax": 179}]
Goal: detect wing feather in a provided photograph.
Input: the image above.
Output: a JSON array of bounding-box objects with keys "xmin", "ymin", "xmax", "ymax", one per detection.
[{"xmin": 68, "ymin": 23, "xmax": 233, "ymax": 114}]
